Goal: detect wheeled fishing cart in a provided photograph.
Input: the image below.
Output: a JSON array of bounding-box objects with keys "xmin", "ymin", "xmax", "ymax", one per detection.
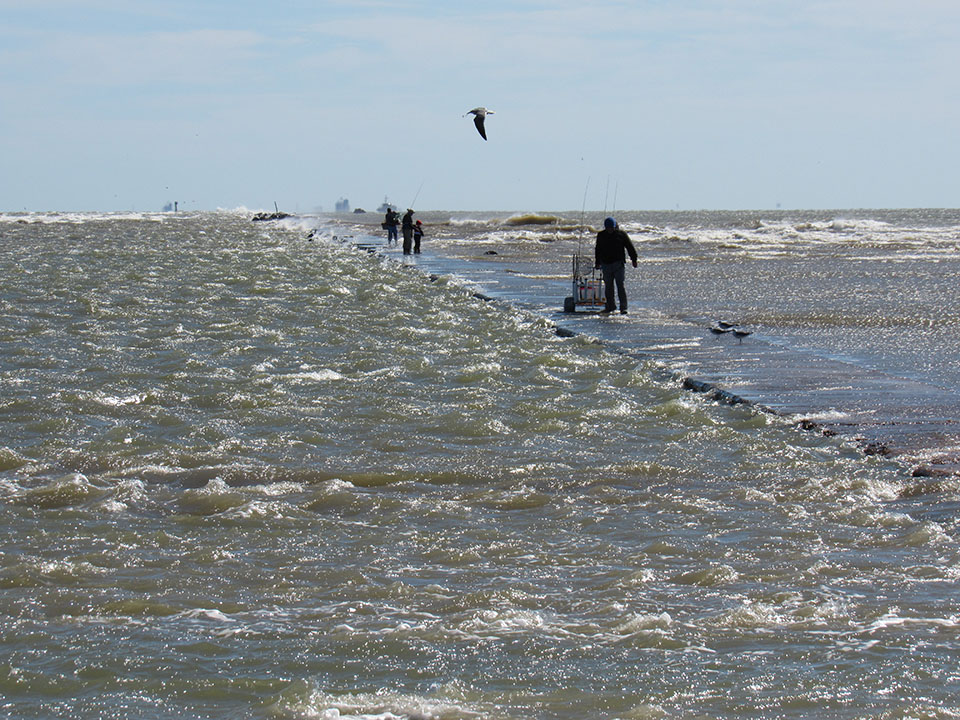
[{"xmin": 563, "ymin": 252, "xmax": 606, "ymax": 313}]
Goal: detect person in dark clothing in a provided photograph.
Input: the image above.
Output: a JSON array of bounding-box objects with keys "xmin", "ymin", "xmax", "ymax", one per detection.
[
  {"xmin": 594, "ymin": 216, "xmax": 638, "ymax": 314},
  {"xmin": 384, "ymin": 208, "xmax": 399, "ymax": 245},
  {"xmin": 401, "ymin": 209, "xmax": 415, "ymax": 254},
  {"xmin": 413, "ymin": 219, "xmax": 424, "ymax": 253}
]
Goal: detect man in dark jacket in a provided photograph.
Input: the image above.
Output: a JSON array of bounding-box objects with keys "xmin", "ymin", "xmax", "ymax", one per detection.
[
  {"xmin": 401, "ymin": 209, "xmax": 415, "ymax": 255},
  {"xmin": 595, "ymin": 216, "xmax": 638, "ymax": 314}
]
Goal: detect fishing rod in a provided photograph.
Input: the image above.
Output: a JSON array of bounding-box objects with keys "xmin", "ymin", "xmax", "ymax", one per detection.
[
  {"xmin": 602, "ymin": 177, "xmax": 620, "ymax": 215},
  {"xmin": 577, "ymin": 176, "xmax": 590, "ymax": 257},
  {"xmin": 566, "ymin": 175, "xmax": 606, "ymax": 315},
  {"xmin": 409, "ymin": 180, "xmax": 425, "ymax": 209}
]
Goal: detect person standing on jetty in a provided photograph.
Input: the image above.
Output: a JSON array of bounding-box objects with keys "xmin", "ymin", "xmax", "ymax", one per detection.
[
  {"xmin": 413, "ymin": 219, "xmax": 424, "ymax": 254},
  {"xmin": 595, "ymin": 216, "xmax": 638, "ymax": 315},
  {"xmin": 401, "ymin": 209, "xmax": 415, "ymax": 255},
  {"xmin": 384, "ymin": 208, "xmax": 399, "ymax": 245}
]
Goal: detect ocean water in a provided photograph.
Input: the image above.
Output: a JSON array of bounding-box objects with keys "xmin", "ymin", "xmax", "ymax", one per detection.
[
  {"xmin": 1, "ymin": 210, "xmax": 959, "ymax": 719},
  {"xmin": 341, "ymin": 208, "xmax": 960, "ymax": 392}
]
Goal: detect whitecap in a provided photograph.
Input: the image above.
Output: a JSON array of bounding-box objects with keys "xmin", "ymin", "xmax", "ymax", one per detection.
[
  {"xmin": 716, "ymin": 602, "xmax": 782, "ymax": 629},
  {"xmin": 95, "ymin": 392, "xmax": 147, "ymax": 407},
  {"xmin": 448, "ymin": 216, "xmax": 492, "ymax": 227},
  {"xmin": 288, "ymin": 369, "xmax": 345, "ymax": 382},
  {"xmin": 177, "ymin": 608, "xmax": 234, "ymax": 623},
  {"xmin": 792, "ymin": 409, "xmax": 852, "ymax": 423},
  {"xmin": 861, "ymin": 612, "xmax": 960, "ymax": 636},
  {"xmin": 462, "ymin": 608, "xmax": 548, "ymax": 635},
  {"xmin": 321, "ymin": 479, "xmax": 357, "ymax": 492},
  {"xmin": 615, "ymin": 612, "xmax": 673, "ymax": 633},
  {"xmin": 249, "ymin": 480, "xmax": 305, "ymax": 496},
  {"xmin": 223, "ymin": 499, "xmax": 290, "ymax": 520}
]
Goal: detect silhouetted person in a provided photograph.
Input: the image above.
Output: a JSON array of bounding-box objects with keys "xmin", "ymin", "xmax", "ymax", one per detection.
[
  {"xmin": 595, "ymin": 216, "xmax": 638, "ymax": 314},
  {"xmin": 401, "ymin": 209, "xmax": 415, "ymax": 255},
  {"xmin": 384, "ymin": 208, "xmax": 399, "ymax": 245},
  {"xmin": 413, "ymin": 219, "xmax": 424, "ymax": 253}
]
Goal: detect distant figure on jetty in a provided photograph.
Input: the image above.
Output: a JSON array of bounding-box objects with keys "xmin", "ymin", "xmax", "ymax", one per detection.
[
  {"xmin": 402, "ymin": 209, "xmax": 415, "ymax": 255},
  {"xmin": 413, "ymin": 219, "xmax": 424, "ymax": 254},
  {"xmin": 384, "ymin": 207, "xmax": 399, "ymax": 245},
  {"xmin": 595, "ymin": 216, "xmax": 638, "ymax": 315}
]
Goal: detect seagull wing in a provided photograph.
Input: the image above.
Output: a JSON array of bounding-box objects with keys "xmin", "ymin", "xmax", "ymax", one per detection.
[{"xmin": 473, "ymin": 114, "xmax": 487, "ymax": 140}]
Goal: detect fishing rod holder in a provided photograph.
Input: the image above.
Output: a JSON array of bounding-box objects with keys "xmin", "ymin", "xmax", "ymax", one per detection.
[{"xmin": 563, "ymin": 253, "xmax": 605, "ymax": 313}]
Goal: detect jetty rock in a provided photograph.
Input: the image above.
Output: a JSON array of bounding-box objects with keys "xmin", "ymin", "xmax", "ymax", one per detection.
[{"xmin": 251, "ymin": 211, "xmax": 292, "ymax": 222}]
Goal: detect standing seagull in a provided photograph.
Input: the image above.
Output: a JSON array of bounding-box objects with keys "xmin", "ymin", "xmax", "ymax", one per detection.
[{"xmin": 464, "ymin": 107, "xmax": 494, "ymax": 140}]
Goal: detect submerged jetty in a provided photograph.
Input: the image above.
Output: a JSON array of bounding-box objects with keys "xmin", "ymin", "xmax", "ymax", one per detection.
[{"xmin": 341, "ymin": 232, "xmax": 960, "ymax": 480}]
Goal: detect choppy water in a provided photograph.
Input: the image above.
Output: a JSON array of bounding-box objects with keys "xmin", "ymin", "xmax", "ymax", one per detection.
[
  {"xmin": 340, "ymin": 208, "xmax": 960, "ymax": 391},
  {"xmin": 1, "ymin": 211, "xmax": 959, "ymax": 719}
]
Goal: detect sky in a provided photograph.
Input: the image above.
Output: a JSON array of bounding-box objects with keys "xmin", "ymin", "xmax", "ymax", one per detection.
[{"xmin": 1, "ymin": 0, "xmax": 959, "ymax": 212}]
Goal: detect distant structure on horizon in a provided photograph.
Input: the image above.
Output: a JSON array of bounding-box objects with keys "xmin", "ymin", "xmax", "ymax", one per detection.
[{"xmin": 335, "ymin": 197, "xmax": 350, "ymax": 213}]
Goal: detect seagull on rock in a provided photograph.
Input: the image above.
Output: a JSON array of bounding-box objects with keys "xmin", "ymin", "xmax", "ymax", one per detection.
[{"xmin": 465, "ymin": 107, "xmax": 494, "ymax": 140}]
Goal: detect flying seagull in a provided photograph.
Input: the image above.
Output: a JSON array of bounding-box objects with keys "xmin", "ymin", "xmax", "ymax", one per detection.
[{"xmin": 464, "ymin": 107, "xmax": 494, "ymax": 140}]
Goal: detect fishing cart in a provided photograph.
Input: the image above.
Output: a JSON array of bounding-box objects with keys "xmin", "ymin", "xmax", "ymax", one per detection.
[{"xmin": 563, "ymin": 252, "xmax": 605, "ymax": 313}]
